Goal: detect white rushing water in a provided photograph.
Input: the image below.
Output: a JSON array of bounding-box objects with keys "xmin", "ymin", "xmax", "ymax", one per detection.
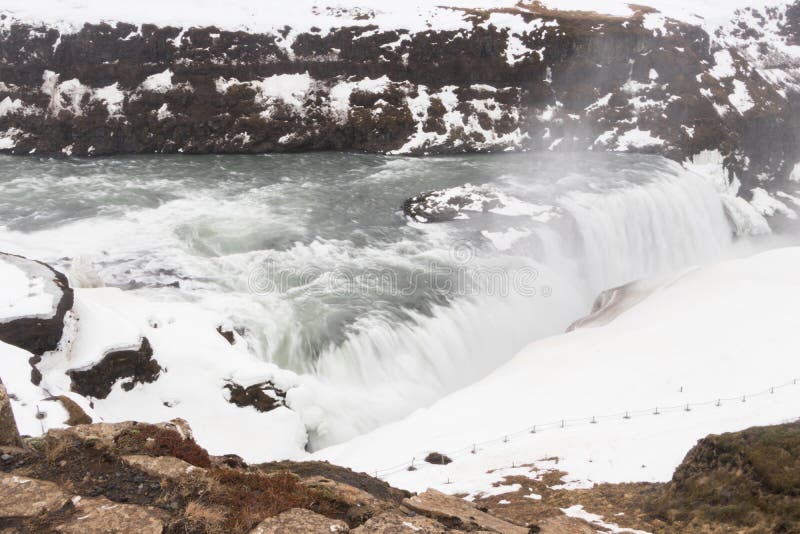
[{"xmin": 0, "ymin": 152, "xmax": 734, "ymax": 448}]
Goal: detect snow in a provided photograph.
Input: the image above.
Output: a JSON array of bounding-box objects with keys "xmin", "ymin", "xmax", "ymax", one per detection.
[
  {"xmin": 250, "ymin": 72, "xmax": 313, "ymax": 111},
  {"xmin": 614, "ymin": 128, "xmax": 665, "ymax": 151},
  {"xmin": 0, "ymin": 128, "xmax": 21, "ymax": 150},
  {"xmin": 562, "ymin": 505, "xmax": 652, "ymax": 534},
  {"xmin": 91, "ymin": 83, "xmax": 125, "ymax": 116},
  {"xmin": 729, "ymin": 79, "xmax": 755, "ymax": 114},
  {"xmin": 315, "ymin": 247, "xmax": 800, "ymax": 496},
  {"xmin": 329, "ymin": 76, "xmax": 391, "ymax": 120},
  {"xmin": 3, "ymin": 284, "xmax": 310, "ymax": 461},
  {"xmin": 155, "ymin": 103, "xmax": 172, "ymax": 120},
  {"xmin": 2, "ymin": 0, "xmax": 785, "ymax": 46},
  {"xmin": 710, "ymin": 50, "xmax": 736, "ymax": 79},
  {"xmin": 0, "ymin": 97, "xmax": 25, "ymax": 117},
  {"xmin": 139, "ymin": 69, "xmax": 173, "ymax": 93},
  {"xmin": 0, "ymin": 341, "xmax": 70, "ymax": 436},
  {"xmin": 41, "ymin": 72, "xmax": 90, "ymax": 116},
  {"xmin": 0, "ymin": 255, "xmax": 57, "ymax": 321},
  {"xmin": 750, "ymin": 187, "xmax": 798, "ymax": 219}
]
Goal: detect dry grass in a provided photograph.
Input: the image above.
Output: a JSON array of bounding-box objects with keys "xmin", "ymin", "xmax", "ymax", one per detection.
[
  {"xmin": 115, "ymin": 425, "xmax": 212, "ymax": 468},
  {"xmin": 198, "ymin": 469, "xmax": 339, "ymax": 532},
  {"xmin": 182, "ymin": 501, "xmax": 228, "ymax": 533}
]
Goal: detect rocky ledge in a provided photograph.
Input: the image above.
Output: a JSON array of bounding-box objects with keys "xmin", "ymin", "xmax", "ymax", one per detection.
[
  {"xmin": 2, "ymin": 2, "xmax": 800, "ymax": 199},
  {"xmin": 2, "ymin": 376, "xmax": 800, "ymax": 533}
]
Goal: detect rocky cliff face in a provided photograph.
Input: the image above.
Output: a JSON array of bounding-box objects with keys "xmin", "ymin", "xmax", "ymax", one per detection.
[{"xmin": 2, "ymin": 2, "xmax": 800, "ymax": 198}]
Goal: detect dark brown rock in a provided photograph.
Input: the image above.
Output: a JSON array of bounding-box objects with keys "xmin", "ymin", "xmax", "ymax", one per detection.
[
  {"xmin": 224, "ymin": 380, "xmax": 286, "ymax": 412},
  {"xmin": 424, "ymin": 452, "xmax": 452, "ymax": 465},
  {"xmin": 67, "ymin": 338, "xmax": 161, "ymax": 399},
  {"xmin": 0, "ymin": 253, "xmax": 73, "ymax": 357}
]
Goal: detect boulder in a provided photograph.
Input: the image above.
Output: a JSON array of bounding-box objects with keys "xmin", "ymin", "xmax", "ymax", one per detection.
[
  {"xmin": 0, "ymin": 252, "xmax": 73, "ymax": 357},
  {"xmin": 249, "ymin": 508, "xmax": 349, "ymax": 533},
  {"xmin": 54, "ymin": 495, "xmax": 165, "ymax": 534},
  {"xmin": 403, "ymin": 184, "xmax": 503, "ymax": 223},
  {"xmin": 122, "ymin": 454, "xmax": 205, "ymax": 481},
  {"xmin": 0, "ymin": 378, "xmax": 22, "ymax": 447},
  {"xmin": 403, "ymin": 489, "xmax": 529, "ymax": 534},
  {"xmin": 67, "ymin": 337, "xmax": 162, "ymax": 399},
  {"xmin": 224, "ymin": 380, "xmax": 286, "ymax": 412},
  {"xmin": 44, "ymin": 419, "xmax": 209, "ymax": 468},
  {"xmin": 537, "ymin": 516, "xmax": 596, "ymax": 534},
  {"xmin": 0, "ymin": 472, "xmax": 70, "ymax": 518},
  {"xmin": 301, "ymin": 476, "xmax": 391, "ymax": 525},
  {"xmin": 351, "ymin": 510, "xmax": 449, "ymax": 533}
]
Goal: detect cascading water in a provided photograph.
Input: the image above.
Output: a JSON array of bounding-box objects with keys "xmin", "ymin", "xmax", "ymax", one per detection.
[{"xmin": 0, "ymin": 151, "xmax": 735, "ymax": 449}]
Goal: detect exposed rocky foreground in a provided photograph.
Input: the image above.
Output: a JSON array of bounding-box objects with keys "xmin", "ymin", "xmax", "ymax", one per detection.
[
  {"xmin": 2, "ymin": 376, "xmax": 800, "ymax": 533},
  {"xmin": 3, "ymin": 1, "xmax": 800, "ymax": 202}
]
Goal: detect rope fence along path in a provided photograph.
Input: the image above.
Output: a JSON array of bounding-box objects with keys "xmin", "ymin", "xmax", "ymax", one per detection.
[{"xmin": 371, "ymin": 377, "xmax": 800, "ymax": 479}]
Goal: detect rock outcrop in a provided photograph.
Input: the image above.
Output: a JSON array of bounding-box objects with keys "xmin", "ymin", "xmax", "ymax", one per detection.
[
  {"xmin": 0, "ymin": 252, "xmax": 73, "ymax": 357},
  {"xmin": 0, "ymin": 378, "xmax": 22, "ymax": 447},
  {"xmin": 224, "ymin": 380, "xmax": 287, "ymax": 413},
  {"xmin": 649, "ymin": 421, "xmax": 800, "ymax": 533},
  {"xmin": 66, "ymin": 337, "xmax": 162, "ymax": 399},
  {"xmin": 2, "ymin": 2, "xmax": 800, "ymax": 198},
  {"xmin": 3, "ymin": 391, "xmax": 800, "ymax": 534}
]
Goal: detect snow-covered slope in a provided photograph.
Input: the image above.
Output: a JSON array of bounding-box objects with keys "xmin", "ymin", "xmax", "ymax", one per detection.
[{"xmin": 315, "ymin": 247, "xmax": 800, "ymax": 495}]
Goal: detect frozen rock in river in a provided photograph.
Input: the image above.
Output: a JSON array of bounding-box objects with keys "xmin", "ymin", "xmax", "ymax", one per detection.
[{"xmin": 403, "ymin": 184, "xmax": 503, "ymax": 223}]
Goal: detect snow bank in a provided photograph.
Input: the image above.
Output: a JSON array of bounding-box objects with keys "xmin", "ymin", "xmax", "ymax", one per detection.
[
  {"xmin": 1, "ymin": 283, "xmax": 311, "ymax": 461},
  {"xmin": 1, "ymin": 0, "xmax": 785, "ymax": 36},
  {"xmin": 0, "ymin": 255, "xmax": 58, "ymax": 322},
  {"xmin": 315, "ymin": 247, "xmax": 800, "ymax": 495}
]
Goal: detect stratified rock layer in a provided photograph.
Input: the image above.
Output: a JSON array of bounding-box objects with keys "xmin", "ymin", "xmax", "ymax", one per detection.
[{"xmin": 2, "ymin": 2, "xmax": 800, "ymax": 196}]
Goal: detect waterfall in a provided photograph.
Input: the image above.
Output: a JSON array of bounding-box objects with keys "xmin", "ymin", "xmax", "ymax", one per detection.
[{"xmin": 300, "ymin": 167, "xmax": 734, "ymax": 449}]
